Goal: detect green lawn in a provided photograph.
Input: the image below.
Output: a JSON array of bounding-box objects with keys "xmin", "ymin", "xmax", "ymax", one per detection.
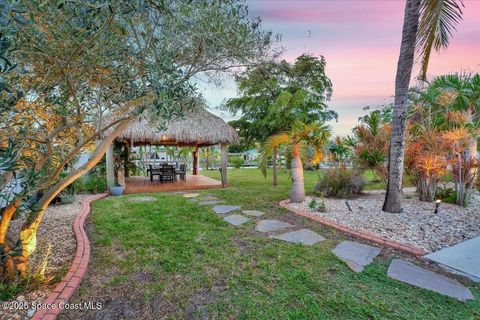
[{"xmin": 66, "ymin": 169, "xmax": 479, "ymax": 319}]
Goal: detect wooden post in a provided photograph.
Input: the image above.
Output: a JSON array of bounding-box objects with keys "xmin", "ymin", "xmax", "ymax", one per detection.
[
  {"xmin": 124, "ymin": 141, "xmax": 130, "ymax": 178},
  {"xmin": 220, "ymin": 143, "xmax": 228, "ymax": 187},
  {"xmin": 193, "ymin": 145, "xmax": 199, "ymax": 175},
  {"xmin": 106, "ymin": 142, "xmax": 115, "ymax": 188}
]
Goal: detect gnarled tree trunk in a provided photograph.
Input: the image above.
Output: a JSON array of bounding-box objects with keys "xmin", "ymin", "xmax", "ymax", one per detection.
[
  {"xmin": 13, "ymin": 119, "xmax": 131, "ymax": 276},
  {"xmin": 383, "ymin": 0, "xmax": 421, "ymax": 213},
  {"xmin": 290, "ymin": 143, "xmax": 305, "ymax": 203}
]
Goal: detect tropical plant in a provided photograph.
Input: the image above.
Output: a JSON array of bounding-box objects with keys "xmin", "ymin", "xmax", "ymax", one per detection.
[
  {"xmin": 328, "ymin": 136, "xmax": 351, "ymax": 167},
  {"xmin": 260, "ymin": 122, "xmax": 331, "ymax": 203},
  {"xmin": 230, "ymin": 156, "xmax": 244, "ymax": 169},
  {"xmin": 384, "ymin": 0, "xmax": 464, "ymax": 212},
  {"xmin": 352, "ymin": 110, "xmax": 390, "ymax": 186},
  {"xmin": 225, "ymin": 54, "xmax": 336, "ymax": 186}
]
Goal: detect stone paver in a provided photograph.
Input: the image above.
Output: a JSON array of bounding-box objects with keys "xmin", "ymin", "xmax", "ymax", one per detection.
[
  {"xmin": 425, "ymin": 236, "xmax": 480, "ymax": 283},
  {"xmin": 242, "ymin": 210, "xmax": 266, "ymax": 217},
  {"xmin": 255, "ymin": 220, "xmax": 294, "ymax": 233},
  {"xmin": 188, "ymin": 198, "xmax": 199, "ymax": 203},
  {"xmin": 183, "ymin": 193, "xmax": 200, "ymax": 198},
  {"xmin": 199, "ymin": 196, "xmax": 218, "ymax": 201},
  {"xmin": 224, "ymin": 214, "xmax": 251, "ymax": 227},
  {"xmin": 331, "ymin": 240, "xmax": 381, "ymax": 272},
  {"xmin": 130, "ymin": 196, "xmax": 157, "ymax": 202},
  {"xmin": 199, "ymin": 200, "xmax": 225, "ymax": 206},
  {"xmin": 270, "ymin": 229, "xmax": 325, "ymax": 245},
  {"xmin": 387, "ymin": 259, "xmax": 474, "ymax": 301},
  {"xmin": 212, "ymin": 205, "xmax": 241, "ymax": 215}
]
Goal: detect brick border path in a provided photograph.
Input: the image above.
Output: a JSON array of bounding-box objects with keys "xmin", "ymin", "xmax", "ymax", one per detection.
[
  {"xmin": 32, "ymin": 193, "xmax": 108, "ymax": 320},
  {"xmin": 279, "ymin": 199, "xmax": 427, "ymax": 256}
]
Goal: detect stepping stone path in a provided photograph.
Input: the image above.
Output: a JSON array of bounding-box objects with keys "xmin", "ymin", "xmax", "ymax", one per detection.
[
  {"xmin": 183, "ymin": 193, "xmax": 200, "ymax": 198},
  {"xmin": 199, "ymin": 200, "xmax": 225, "ymax": 206},
  {"xmin": 387, "ymin": 259, "xmax": 474, "ymax": 301},
  {"xmin": 188, "ymin": 194, "xmax": 475, "ymax": 302},
  {"xmin": 212, "ymin": 205, "xmax": 241, "ymax": 215},
  {"xmin": 224, "ymin": 214, "xmax": 251, "ymax": 227},
  {"xmin": 331, "ymin": 240, "xmax": 381, "ymax": 272},
  {"xmin": 242, "ymin": 210, "xmax": 265, "ymax": 217},
  {"xmin": 255, "ymin": 220, "xmax": 294, "ymax": 233},
  {"xmin": 270, "ymin": 229, "xmax": 325, "ymax": 246}
]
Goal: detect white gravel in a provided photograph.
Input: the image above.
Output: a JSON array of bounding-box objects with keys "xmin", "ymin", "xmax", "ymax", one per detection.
[
  {"xmin": 288, "ymin": 190, "xmax": 480, "ymax": 253},
  {"xmin": 2, "ymin": 194, "xmax": 89, "ymax": 320}
]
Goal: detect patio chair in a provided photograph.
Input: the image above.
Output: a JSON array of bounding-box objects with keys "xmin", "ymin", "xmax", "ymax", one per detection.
[
  {"xmin": 160, "ymin": 166, "xmax": 175, "ymax": 183},
  {"xmin": 176, "ymin": 164, "xmax": 187, "ymax": 181},
  {"xmin": 148, "ymin": 164, "xmax": 162, "ymax": 182}
]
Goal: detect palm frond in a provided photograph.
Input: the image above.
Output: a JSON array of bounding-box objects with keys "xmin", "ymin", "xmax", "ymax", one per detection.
[
  {"xmin": 258, "ymin": 133, "xmax": 290, "ymax": 177},
  {"xmin": 416, "ymin": 0, "xmax": 464, "ymax": 80}
]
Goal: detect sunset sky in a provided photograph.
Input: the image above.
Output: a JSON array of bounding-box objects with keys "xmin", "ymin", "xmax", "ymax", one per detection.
[{"xmin": 201, "ymin": 0, "xmax": 480, "ymax": 136}]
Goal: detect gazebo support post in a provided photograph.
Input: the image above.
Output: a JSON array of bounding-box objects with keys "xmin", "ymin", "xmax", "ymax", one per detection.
[
  {"xmin": 193, "ymin": 145, "xmax": 199, "ymax": 175},
  {"xmin": 220, "ymin": 143, "xmax": 228, "ymax": 187},
  {"xmin": 106, "ymin": 142, "xmax": 115, "ymax": 189},
  {"xmin": 124, "ymin": 141, "xmax": 130, "ymax": 178}
]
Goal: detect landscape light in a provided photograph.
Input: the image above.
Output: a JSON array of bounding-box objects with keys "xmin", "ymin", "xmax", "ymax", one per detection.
[{"xmin": 434, "ymin": 199, "xmax": 441, "ymax": 214}]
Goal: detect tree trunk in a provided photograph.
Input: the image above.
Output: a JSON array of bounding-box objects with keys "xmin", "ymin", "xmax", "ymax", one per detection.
[
  {"xmin": 220, "ymin": 143, "xmax": 228, "ymax": 187},
  {"xmin": 272, "ymin": 146, "xmax": 278, "ymax": 186},
  {"xmin": 383, "ymin": 0, "xmax": 421, "ymax": 213},
  {"xmin": 106, "ymin": 142, "xmax": 115, "ymax": 188},
  {"xmin": 0, "ymin": 198, "xmax": 22, "ymax": 283},
  {"xmin": 290, "ymin": 143, "xmax": 305, "ymax": 203},
  {"xmin": 15, "ymin": 120, "xmax": 131, "ymax": 275}
]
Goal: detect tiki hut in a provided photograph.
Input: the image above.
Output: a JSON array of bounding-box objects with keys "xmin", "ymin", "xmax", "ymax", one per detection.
[{"xmin": 106, "ymin": 106, "xmax": 239, "ymax": 189}]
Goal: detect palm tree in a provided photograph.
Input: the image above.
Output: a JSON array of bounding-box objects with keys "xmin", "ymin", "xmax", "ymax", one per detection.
[
  {"xmin": 384, "ymin": 0, "xmax": 464, "ymax": 212},
  {"xmin": 260, "ymin": 122, "xmax": 331, "ymax": 203}
]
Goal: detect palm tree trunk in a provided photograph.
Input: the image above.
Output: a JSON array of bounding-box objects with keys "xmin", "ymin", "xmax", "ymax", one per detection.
[
  {"xmin": 383, "ymin": 0, "xmax": 421, "ymax": 213},
  {"xmin": 272, "ymin": 146, "xmax": 278, "ymax": 186},
  {"xmin": 290, "ymin": 143, "xmax": 305, "ymax": 203}
]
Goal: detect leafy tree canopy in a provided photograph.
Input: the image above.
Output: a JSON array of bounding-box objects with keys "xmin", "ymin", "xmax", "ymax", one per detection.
[{"xmin": 224, "ymin": 54, "xmax": 337, "ymax": 145}]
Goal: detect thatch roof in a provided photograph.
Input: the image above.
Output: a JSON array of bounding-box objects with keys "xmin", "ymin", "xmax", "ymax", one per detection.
[{"xmin": 117, "ymin": 107, "xmax": 239, "ymax": 147}]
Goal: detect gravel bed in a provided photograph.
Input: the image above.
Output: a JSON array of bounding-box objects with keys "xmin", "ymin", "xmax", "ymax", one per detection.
[
  {"xmin": 288, "ymin": 190, "xmax": 480, "ymax": 253},
  {"xmin": 2, "ymin": 194, "xmax": 89, "ymax": 320}
]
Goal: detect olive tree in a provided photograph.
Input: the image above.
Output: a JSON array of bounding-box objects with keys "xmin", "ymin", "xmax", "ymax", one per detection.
[{"xmin": 0, "ymin": 0, "xmax": 274, "ymax": 284}]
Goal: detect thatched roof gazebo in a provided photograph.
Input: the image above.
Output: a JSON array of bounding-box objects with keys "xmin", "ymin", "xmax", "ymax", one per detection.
[
  {"xmin": 106, "ymin": 106, "xmax": 239, "ymax": 190},
  {"xmin": 117, "ymin": 107, "xmax": 240, "ymax": 147}
]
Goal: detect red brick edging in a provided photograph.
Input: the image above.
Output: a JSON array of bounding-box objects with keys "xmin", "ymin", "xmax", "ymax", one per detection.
[
  {"xmin": 32, "ymin": 193, "xmax": 108, "ymax": 320},
  {"xmin": 279, "ymin": 199, "xmax": 427, "ymax": 257}
]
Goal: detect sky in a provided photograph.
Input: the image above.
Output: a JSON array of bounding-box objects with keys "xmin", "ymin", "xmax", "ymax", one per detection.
[{"xmin": 200, "ymin": 0, "xmax": 480, "ymax": 136}]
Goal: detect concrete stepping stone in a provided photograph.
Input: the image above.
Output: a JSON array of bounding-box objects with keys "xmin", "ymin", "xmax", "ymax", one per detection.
[
  {"xmin": 224, "ymin": 214, "xmax": 250, "ymax": 227},
  {"xmin": 199, "ymin": 196, "xmax": 218, "ymax": 201},
  {"xmin": 188, "ymin": 198, "xmax": 199, "ymax": 203},
  {"xmin": 199, "ymin": 200, "xmax": 225, "ymax": 206},
  {"xmin": 425, "ymin": 235, "xmax": 480, "ymax": 283},
  {"xmin": 130, "ymin": 196, "xmax": 156, "ymax": 202},
  {"xmin": 183, "ymin": 193, "xmax": 200, "ymax": 198},
  {"xmin": 387, "ymin": 259, "xmax": 473, "ymax": 301},
  {"xmin": 242, "ymin": 210, "xmax": 266, "ymax": 217},
  {"xmin": 331, "ymin": 240, "xmax": 381, "ymax": 272},
  {"xmin": 270, "ymin": 229, "xmax": 325, "ymax": 246},
  {"xmin": 212, "ymin": 205, "xmax": 241, "ymax": 215},
  {"xmin": 255, "ymin": 220, "xmax": 294, "ymax": 233}
]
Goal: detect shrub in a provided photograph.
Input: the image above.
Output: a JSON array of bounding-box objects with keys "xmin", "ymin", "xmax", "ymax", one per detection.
[
  {"xmin": 314, "ymin": 168, "xmax": 364, "ymax": 198},
  {"xmin": 73, "ymin": 174, "xmax": 107, "ymax": 194},
  {"xmin": 230, "ymin": 157, "xmax": 244, "ymax": 169},
  {"xmin": 435, "ymin": 188, "xmax": 456, "ymax": 204}
]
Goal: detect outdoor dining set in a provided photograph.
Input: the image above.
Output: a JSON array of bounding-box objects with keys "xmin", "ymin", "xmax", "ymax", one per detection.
[{"xmin": 147, "ymin": 163, "xmax": 187, "ymax": 183}]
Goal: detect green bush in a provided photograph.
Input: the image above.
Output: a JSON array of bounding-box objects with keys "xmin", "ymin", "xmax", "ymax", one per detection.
[
  {"xmin": 73, "ymin": 174, "xmax": 107, "ymax": 194},
  {"xmin": 230, "ymin": 157, "xmax": 244, "ymax": 169},
  {"xmin": 435, "ymin": 188, "xmax": 456, "ymax": 204},
  {"xmin": 314, "ymin": 168, "xmax": 365, "ymax": 198}
]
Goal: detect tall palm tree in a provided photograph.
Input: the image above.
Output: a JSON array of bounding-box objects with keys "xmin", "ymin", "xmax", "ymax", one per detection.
[
  {"xmin": 260, "ymin": 122, "xmax": 331, "ymax": 203},
  {"xmin": 383, "ymin": 0, "xmax": 464, "ymax": 212}
]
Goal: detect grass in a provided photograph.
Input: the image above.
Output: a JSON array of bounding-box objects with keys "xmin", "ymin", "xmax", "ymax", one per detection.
[{"xmin": 68, "ymin": 168, "xmax": 480, "ymax": 319}]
